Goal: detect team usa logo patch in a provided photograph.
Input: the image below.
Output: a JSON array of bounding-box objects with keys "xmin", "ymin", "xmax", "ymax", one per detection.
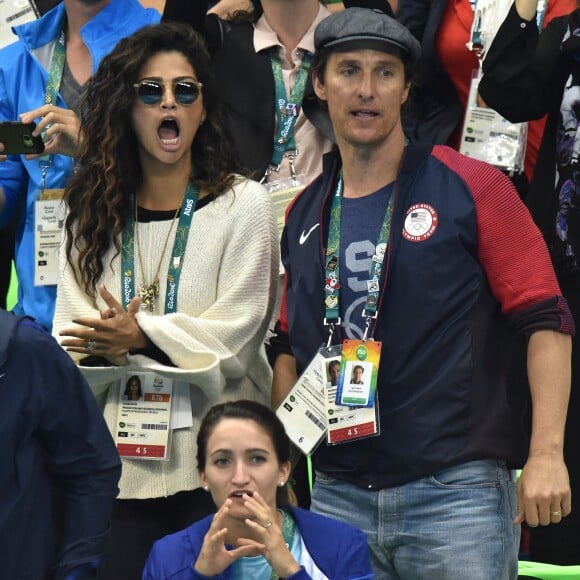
[{"xmin": 402, "ymin": 203, "xmax": 438, "ymax": 242}]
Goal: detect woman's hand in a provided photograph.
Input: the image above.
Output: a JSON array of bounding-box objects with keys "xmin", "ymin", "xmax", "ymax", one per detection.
[
  {"xmin": 20, "ymin": 105, "xmax": 82, "ymax": 158},
  {"xmin": 59, "ymin": 285, "xmax": 149, "ymax": 364},
  {"xmin": 207, "ymin": 0, "xmax": 253, "ymax": 19},
  {"xmin": 194, "ymin": 499, "xmax": 262, "ymax": 576},
  {"xmin": 238, "ymin": 492, "xmax": 301, "ymax": 578}
]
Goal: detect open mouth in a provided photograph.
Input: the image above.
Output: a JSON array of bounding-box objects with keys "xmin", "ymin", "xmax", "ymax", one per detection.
[
  {"xmin": 351, "ymin": 109, "xmax": 379, "ymax": 118},
  {"xmin": 230, "ymin": 491, "xmax": 253, "ymax": 498},
  {"xmin": 158, "ymin": 118, "xmax": 180, "ymax": 145}
]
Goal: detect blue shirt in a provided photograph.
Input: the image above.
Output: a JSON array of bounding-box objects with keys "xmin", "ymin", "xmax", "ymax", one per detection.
[{"xmin": 339, "ymin": 183, "xmax": 394, "ymax": 339}]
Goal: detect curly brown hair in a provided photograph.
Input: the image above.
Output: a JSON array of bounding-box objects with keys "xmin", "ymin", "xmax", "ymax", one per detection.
[{"xmin": 64, "ymin": 22, "xmax": 244, "ymax": 297}]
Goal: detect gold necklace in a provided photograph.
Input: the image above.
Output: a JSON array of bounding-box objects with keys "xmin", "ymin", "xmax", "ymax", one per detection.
[{"xmin": 134, "ymin": 196, "xmax": 183, "ymax": 313}]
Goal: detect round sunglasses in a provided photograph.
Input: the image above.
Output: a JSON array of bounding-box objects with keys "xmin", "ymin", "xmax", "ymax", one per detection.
[{"xmin": 133, "ymin": 79, "xmax": 203, "ymax": 106}]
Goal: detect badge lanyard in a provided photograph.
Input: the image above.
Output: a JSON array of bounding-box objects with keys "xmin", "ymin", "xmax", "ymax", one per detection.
[
  {"xmin": 324, "ymin": 172, "xmax": 395, "ymax": 343},
  {"xmin": 38, "ymin": 24, "xmax": 66, "ymax": 191},
  {"xmin": 264, "ymin": 52, "xmax": 313, "ymax": 181},
  {"xmin": 121, "ymin": 183, "xmax": 199, "ymax": 314}
]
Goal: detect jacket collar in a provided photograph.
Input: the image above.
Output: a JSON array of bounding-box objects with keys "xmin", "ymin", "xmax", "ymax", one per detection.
[{"xmin": 13, "ymin": 0, "xmax": 154, "ymax": 52}]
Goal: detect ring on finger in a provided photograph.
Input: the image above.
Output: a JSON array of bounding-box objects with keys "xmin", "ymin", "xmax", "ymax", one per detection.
[
  {"xmin": 262, "ymin": 522, "xmax": 273, "ymax": 529},
  {"xmin": 551, "ymin": 510, "xmax": 562, "ymax": 517},
  {"xmin": 87, "ymin": 339, "xmax": 96, "ymax": 351}
]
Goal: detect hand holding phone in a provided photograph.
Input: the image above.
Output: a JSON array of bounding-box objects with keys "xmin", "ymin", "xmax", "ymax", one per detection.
[{"xmin": 0, "ymin": 121, "xmax": 45, "ymax": 155}]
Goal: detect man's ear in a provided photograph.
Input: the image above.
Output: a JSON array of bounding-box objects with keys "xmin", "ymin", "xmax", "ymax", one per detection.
[
  {"xmin": 401, "ymin": 83, "xmax": 410, "ymax": 105},
  {"xmin": 313, "ymin": 73, "xmax": 328, "ymax": 102}
]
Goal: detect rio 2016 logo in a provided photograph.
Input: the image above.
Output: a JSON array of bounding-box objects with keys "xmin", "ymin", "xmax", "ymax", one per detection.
[{"xmin": 356, "ymin": 345, "xmax": 367, "ymax": 361}]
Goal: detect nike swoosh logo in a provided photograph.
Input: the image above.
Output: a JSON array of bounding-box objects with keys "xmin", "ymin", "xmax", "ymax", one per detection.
[{"xmin": 299, "ymin": 223, "xmax": 320, "ymax": 245}]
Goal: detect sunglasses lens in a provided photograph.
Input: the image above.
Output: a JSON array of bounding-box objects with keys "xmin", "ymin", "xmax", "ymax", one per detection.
[
  {"xmin": 137, "ymin": 81, "xmax": 163, "ymax": 105},
  {"xmin": 174, "ymin": 81, "xmax": 199, "ymax": 105}
]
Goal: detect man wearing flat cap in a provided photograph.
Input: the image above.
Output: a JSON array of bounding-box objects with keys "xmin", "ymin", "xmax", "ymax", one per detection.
[{"xmin": 271, "ymin": 7, "xmax": 574, "ymax": 579}]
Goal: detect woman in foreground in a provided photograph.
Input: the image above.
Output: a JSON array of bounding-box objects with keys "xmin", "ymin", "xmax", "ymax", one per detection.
[{"xmin": 143, "ymin": 400, "xmax": 374, "ymax": 579}]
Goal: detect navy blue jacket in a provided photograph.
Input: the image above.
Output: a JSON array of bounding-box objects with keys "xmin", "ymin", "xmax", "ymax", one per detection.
[
  {"xmin": 276, "ymin": 144, "xmax": 573, "ymax": 489},
  {"xmin": 0, "ymin": 310, "xmax": 121, "ymax": 579},
  {"xmin": 143, "ymin": 506, "xmax": 373, "ymax": 579}
]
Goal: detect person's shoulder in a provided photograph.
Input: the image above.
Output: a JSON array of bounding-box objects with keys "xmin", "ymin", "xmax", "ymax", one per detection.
[
  {"xmin": 3, "ymin": 313, "xmax": 50, "ymax": 347},
  {"xmin": 230, "ymin": 175, "xmax": 269, "ymax": 198},
  {"xmin": 223, "ymin": 175, "xmax": 274, "ymax": 211},
  {"xmin": 151, "ymin": 515, "xmax": 212, "ymax": 554},
  {"xmin": 146, "ymin": 516, "xmax": 213, "ymax": 577},
  {"xmin": 290, "ymin": 506, "xmax": 365, "ymax": 539},
  {"xmin": 429, "ymin": 145, "xmax": 513, "ymax": 192}
]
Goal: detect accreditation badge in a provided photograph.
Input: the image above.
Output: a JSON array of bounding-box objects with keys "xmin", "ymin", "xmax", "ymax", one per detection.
[
  {"xmin": 115, "ymin": 371, "xmax": 173, "ymax": 460},
  {"xmin": 324, "ymin": 339, "xmax": 380, "ymax": 445},
  {"xmin": 34, "ymin": 190, "xmax": 65, "ymax": 286},
  {"xmin": 336, "ymin": 339, "xmax": 381, "ymax": 407},
  {"xmin": 276, "ymin": 344, "xmax": 340, "ymax": 455},
  {"xmin": 459, "ymin": 69, "xmax": 527, "ymax": 173}
]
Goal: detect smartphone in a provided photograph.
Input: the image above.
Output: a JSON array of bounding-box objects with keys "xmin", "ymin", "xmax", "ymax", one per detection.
[{"xmin": 0, "ymin": 121, "xmax": 45, "ymax": 155}]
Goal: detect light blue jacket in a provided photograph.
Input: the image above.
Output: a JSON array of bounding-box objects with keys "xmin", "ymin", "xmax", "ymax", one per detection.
[{"xmin": 0, "ymin": 0, "xmax": 160, "ymax": 330}]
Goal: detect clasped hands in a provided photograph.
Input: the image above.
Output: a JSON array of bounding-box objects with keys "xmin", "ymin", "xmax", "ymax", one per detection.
[
  {"xmin": 59, "ymin": 284, "xmax": 149, "ymax": 366},
  {"xmin": 194, "ymin": 492, "xmax": 301, "ymax": 578}
]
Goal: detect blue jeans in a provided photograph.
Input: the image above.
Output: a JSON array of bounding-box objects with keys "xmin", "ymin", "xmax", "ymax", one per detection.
[{"xmin": 311, "ymin": 460, "xmax": 520, "ymax": 580}]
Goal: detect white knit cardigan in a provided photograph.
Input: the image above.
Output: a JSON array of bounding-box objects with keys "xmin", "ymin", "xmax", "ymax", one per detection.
[{"xmin": 52, "ymin": 177, "xmax": 279, "ymax": 499}]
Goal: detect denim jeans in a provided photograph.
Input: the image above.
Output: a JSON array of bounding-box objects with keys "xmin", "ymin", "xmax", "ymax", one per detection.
[{"xmin": 311, "ymin": 460, "xmax": 520, "ymax": 580}]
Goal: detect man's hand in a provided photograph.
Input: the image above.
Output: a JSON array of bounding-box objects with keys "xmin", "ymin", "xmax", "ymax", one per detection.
[
  {"xmin": 20, "ymin": 105, "xmax": 81, "ymax": 158},
  {"xmin": 516, "ymin": 452, "xmax": 572, "ymax": 526}
]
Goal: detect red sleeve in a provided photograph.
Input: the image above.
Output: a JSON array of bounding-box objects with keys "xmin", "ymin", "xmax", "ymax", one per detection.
[
  {"xmin": 543, "ymin": 0, "xmax": 575, "ymax": 26},
  {"xmin": 278, "ymin": 272, "xmax": 289, "ymax": 334},
  {"xmin": 432, "ymin": 146, "xmax": 574, "ymax": 335}
]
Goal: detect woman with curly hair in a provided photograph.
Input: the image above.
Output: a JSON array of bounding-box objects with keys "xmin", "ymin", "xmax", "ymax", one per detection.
[{"xmin": 52, "ymin": 21, "xmax": 278, "ymax": 578}]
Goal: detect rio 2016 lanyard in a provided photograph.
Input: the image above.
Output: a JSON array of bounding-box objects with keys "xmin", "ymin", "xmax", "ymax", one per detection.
[
  {"xmin": 121, "ymin": 183, "xmax": 199, "ymax": 314},
  {"xmin": 324, "ymin": 172, "xmax": 395, "ymax": 344},
  {"xmin": 38, "ymin": 23, "xmax": 66, "ymax": 183},
  {"xmin": 264, "ymin": 51, "xmax": 313, "ymax": 180}
]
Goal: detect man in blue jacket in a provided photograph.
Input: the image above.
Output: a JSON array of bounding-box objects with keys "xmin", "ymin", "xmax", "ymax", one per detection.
[
  {"xmin": 0, "ymin": 0, "xmax": 160, "ymax": 331},
  {"xmin": 272, "ymin": 7, "xmax": 574, "ymax": 579},
  {"xmin": 0, "ymin": 309, "xmax": 121, "ymax": 579}
]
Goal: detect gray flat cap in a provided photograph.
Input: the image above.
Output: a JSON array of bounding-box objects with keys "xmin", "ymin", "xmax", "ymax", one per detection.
[{"xmin": 314, "ymin": 7, "xmax": 421, "ymax": 66}]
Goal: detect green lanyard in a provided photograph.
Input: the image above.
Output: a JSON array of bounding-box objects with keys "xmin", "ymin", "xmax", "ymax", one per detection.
[
  {"xmin": 121, "ymin": 184, "xmax": 199, "ymax": 314},
  {"xmin": 45, "ymin": 26, "xmax": 66, "ymax": 106},
  {"xmin": 39, "ymin": 23, "xmax": 66, "ymax": 178},
  {"xmin": 324, "ymin": 172, "xmax": 395, "ymax": 342},
  {"xmin": 269, "ymin": 52, "xmax": 313, "ymax": 170}
]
